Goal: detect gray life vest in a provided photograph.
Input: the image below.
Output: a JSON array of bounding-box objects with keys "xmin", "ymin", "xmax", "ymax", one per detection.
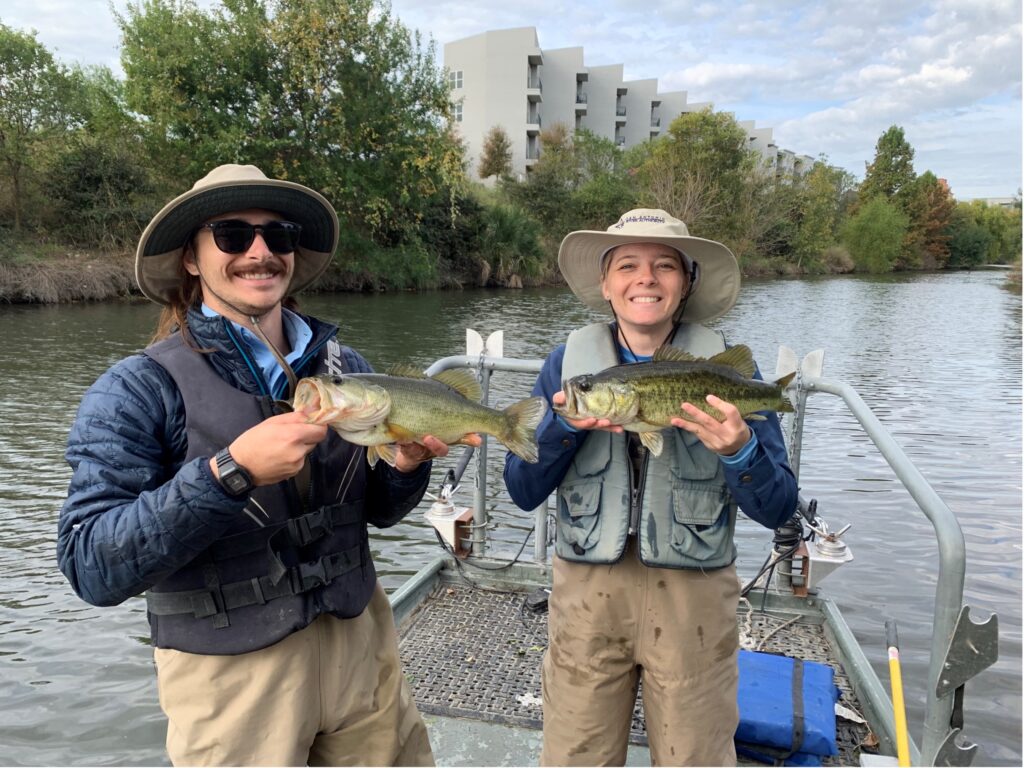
[
  {"xmin": 141, "ymin": 333, "xmax": 376, "ymax": 655},
  {"xmin": 555, "ymin": 323, "xmax": 738, "ymax": 569}
]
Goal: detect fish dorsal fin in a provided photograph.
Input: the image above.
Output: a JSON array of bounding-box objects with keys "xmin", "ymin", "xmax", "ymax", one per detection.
[
  {"xmin": 387, "ymin": 364, "xmax": 428, "ymax": 379},
  {"xmin": 431, "ymin": 369, "xmax": 482, "ymax": 402},
  {"xmin": 652, "ymin": 345, "xmax": 698, "ymax": 363},
  {"xmin": 708, "ymin": 345, "xmax": 756, "ymax": 378}
]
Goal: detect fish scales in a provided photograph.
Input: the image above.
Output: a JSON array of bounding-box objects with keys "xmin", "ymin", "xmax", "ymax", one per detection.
[
  {"xmin": 294, "ymin": 369, "xmax": 547, "ymax": 466},
  {"xmin": 597, "ymin": 361, "xmax": 790, "ymax": 423},
  {"xmin": 354, "ymin": 374, "xmax": 513, "ymax": 443},
  {"xmin": 602, "ymin": 361, "xmax": 791, "ymax": 423}
]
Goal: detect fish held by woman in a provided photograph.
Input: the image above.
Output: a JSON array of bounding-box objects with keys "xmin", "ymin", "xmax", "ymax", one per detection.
[
  {"xmin": 294, "ymin": 366, "xmax": 547, "ymax": 467},
  {"xmin": 554, "ymin": 344, "xmax": 795, "ymax": 457}
]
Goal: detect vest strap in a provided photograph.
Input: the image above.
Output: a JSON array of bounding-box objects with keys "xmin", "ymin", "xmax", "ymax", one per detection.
[
  {"xmin": 208, "ymin": 501, "xmax": 363, "ymax": 560},
  {"xmin": 145, "ymin": 544, "xmax": 364, "ymax": 620}
]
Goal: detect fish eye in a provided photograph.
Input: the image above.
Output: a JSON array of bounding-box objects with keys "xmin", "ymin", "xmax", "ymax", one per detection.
[
  {"xmin": 577, "ymin": 377, "xmax": 592, "ymax": 392},
  {"xmin": 331, "ymin": 376, "xmax": 344, "ymax": 385}
]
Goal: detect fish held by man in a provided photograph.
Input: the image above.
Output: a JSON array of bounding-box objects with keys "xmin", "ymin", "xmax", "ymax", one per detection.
[
  {"xmin": 554, "ymin": 344, "xmax": 795, "ymax": 457},
  {"xmin": 294, "ymin": 367, "xmax": 547, "ymax": 467}
]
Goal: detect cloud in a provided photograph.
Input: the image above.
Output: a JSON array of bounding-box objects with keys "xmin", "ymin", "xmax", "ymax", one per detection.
[{"xmin": 1, "ymin": 0, "xmax": 1019, "ymax": 197}]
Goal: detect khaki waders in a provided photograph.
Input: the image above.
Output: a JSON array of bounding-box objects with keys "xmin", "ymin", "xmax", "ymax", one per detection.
[
  {"xmin": 541, "ymin": 546, "xmax": 740, "ymax": 767},
  {"xmin": 154, "ymin": 582, "xmax": 433, "ymax": 766}
]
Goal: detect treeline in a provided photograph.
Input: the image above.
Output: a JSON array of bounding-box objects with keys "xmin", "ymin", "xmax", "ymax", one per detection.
[{"xmin": 1, "ymin": 0, "xmax": 1020, "ymax": 302}]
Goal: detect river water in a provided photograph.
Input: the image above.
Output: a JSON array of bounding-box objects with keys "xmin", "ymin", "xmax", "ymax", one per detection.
[{"xmin": 0, "ymin": 271, "xmax": 1019, "ymax": 765}]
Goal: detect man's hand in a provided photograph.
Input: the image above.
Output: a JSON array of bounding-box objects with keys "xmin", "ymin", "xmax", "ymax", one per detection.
[
  {"xmin": 552, "ymin": 390, "xmax": 623, "ymax": 433},
  {"xmin": 212, "ymin": 410, "xmax": 328, "ymax": 487},
  {"xmin": 392, "ymin": 433, "xmax": 484, "ymax": 474},
  {"xmin": 670, "ymin": 394, "xmax": 751, "ymax": 456}
]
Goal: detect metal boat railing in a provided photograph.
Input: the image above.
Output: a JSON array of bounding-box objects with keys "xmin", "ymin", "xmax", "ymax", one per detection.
[{"xmin": 419, "ymin": 350, "xmax": 997, "ymax": 766}]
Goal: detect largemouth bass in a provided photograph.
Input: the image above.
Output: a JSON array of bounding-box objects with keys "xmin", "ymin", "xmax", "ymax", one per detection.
[
  {"xmin": 294, "ymin": 366, "xmax": 547, "ymax": 467},
  {"xmin": 554, "ymin": 344, "xmax": 795, "ymax": 457}
]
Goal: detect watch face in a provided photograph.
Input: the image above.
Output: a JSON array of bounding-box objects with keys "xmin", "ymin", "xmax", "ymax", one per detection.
[{"xmin": 224, "ymin": 472, "xmax": 249, "ymax": 494}]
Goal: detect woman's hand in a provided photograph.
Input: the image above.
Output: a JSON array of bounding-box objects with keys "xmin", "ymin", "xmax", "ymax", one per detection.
[
  {"xmin": 670, "ymin": 394, "xmax": 751, "ymax": 456},
  {"xmin": 552, "ymin": 391, "xmax": 623, "ymax": 433}
]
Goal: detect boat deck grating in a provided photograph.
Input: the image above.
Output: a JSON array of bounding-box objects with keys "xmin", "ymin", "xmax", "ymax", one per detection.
[{"xmin": 398, "ymin": 580, "xmax": 873, "ymax": 765}]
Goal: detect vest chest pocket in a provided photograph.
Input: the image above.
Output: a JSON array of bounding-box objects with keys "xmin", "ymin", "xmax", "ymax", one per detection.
[
  {"xmin": 669, "ymin": 481, "xmax": 731, "ymax": 560},
  {"xmin": 557, "ymin": 481, "xmax": 603, "ymax": 554}
]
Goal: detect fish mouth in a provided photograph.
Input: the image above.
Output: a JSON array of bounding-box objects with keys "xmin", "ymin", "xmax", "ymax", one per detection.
[{"xmin": 294, "ymin": 379, "xmax": 334, "ymax": 423}]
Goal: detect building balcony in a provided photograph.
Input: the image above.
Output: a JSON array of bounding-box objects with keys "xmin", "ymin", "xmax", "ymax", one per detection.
[
  {"xmin": 651, "ymin": 117, "xmax": 660, "ymax": 127},
  {"xmin": 527, "ymin": 77, "xmax": 543, "ymax": 101},
  {"xmin": 616, "ymin": 106, "xmax": 627, "ymax": 116},
  {"xmin": 526, "ymin": 113, "xmax": 542, "ymax": 134},
  {"xmin": 615, "ymin": 136, "xmax": 625, "ymax": 147}
]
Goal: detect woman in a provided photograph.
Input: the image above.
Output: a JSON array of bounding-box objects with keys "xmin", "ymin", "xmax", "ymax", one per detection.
[{"xmin": 504, "ymin": 209, "xmax": 798, "ymax": 766}]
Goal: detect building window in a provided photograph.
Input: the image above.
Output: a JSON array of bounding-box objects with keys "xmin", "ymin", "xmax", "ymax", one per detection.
[
  {"xmin": 453, "ymin": 103, "xmax": 463, "ymax": 122},
  {"xmin": 449, "ymin": 70, "xmax": 463, "ymax": 89}
]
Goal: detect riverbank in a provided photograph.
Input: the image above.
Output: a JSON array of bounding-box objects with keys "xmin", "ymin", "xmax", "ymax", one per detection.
[{"xmin": 1, "ymin": 249, "xmax": 1019, "ymax": 303}]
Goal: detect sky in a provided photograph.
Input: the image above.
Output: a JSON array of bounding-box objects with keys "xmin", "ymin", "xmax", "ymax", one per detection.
[{"xmin": 3, "ymin": 0, "xmax": 1021, "ymax": 200}]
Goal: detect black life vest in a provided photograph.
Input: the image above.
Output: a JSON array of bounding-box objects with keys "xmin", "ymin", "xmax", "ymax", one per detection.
[{"xmin": 141, "ymin": 333, "xmax": 376, "ymax": 654}]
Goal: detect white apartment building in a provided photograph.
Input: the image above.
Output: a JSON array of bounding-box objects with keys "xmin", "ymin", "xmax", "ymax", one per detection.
[{"xmin": 444, "ymin": 27, "xmax": 811, "ymax": 182}]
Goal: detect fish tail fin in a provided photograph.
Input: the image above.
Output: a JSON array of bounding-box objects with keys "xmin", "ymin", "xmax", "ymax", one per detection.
[{"xmin": 500, "ymin": 396, "xmax": 548, "ymax": 463}]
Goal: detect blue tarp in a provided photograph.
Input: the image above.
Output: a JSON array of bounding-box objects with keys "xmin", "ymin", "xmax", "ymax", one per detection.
[{"xmin": 735, "ymin": 650, "xmax": 841, "ymax": 765}]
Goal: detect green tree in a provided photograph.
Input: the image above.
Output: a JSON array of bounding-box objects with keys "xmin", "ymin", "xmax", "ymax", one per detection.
[
  {"xmin": 860, "ymin": 125, "xmax": 917, "ymax": 203},
  {"xmin": 499, "ymin": 122, "xmax": 577, "ymax": 248},
  {"xmin": 946, "ymin": 206, "xmax": 991, "ymax": 268},
  {"xmin": 633, "ymin": 108, "xmax": 756, "ymax": 241},
  {"xmin": 903, "ymin": 172, "xmax": 955, "ymax": 269},
  {"xmin": 0, "ymin": 23, "xmax": 81, "ymax": 232},
  {"xmin": 960, "ymin": 200, "xmax": 1023, "ymax": 264},
  {"xmin": 792, "ymin": 159, "xmax": 856, "ymax": 271},
  {"xmin": 118, "ymin": 0, "xmax": 463, "ymax": 278},
  {"xmin": 478, "ymin": 125, "xmax": 512, "ymax": 180},
  {"xmin": 43, "ymin": 138, "xmax": 154, "ymax": 249},
  {"xmin": 570, "ymin": 129, "xmax": 635, "ymax": 230},
  {"xmin": 841, "ymin": 196, "xmax": 908, "ymax": 272}
]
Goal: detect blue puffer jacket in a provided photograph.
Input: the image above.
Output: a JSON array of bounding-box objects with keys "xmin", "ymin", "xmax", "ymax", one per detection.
[{"xmin": 57, "ymin": 309, "xmax": 430, "ymax": 608}]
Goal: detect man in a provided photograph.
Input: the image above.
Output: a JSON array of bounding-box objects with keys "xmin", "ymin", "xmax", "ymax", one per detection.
[{"xmin": 58, "ymin": 164, "xmax": 441, "ymax": 766}]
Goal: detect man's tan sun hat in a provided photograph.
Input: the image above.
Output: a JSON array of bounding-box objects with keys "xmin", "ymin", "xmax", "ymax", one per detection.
[
  {"xmin": 558, "ymin": 208, "xmax": 741, "ymax": 324},
  {"xmin": 135, "ymin": 164, "xmax": 340, "ymax": 305}
]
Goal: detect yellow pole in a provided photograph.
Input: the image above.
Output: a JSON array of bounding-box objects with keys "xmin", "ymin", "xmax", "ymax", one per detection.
[{"xmin": 885, "ymin": 619, "xmax": 912, "ymax": 766}]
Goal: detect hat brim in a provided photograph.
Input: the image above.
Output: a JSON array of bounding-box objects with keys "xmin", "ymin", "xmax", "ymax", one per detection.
[
  {"xmin": 136, "ymin": 179, "xmax": 340, "ymax": 305},
  {"xmin": 557, "ymin": 230, "xmax": 741, "ymax": 324}
]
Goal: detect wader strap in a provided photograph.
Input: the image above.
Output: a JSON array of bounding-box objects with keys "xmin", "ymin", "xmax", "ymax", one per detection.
[{"xmin": 145, "ymin": 544, "xmax": 364, "ymax": 621}]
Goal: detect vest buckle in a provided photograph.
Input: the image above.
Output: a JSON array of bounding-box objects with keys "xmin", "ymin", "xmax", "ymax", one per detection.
[{"xmin": 288, "ymin": 508, "xmax": 331, "ymax": 547}]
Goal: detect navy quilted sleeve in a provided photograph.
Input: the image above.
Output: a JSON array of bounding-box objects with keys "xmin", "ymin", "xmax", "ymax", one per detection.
[{"xmin": 57, "ymin": 355, "xmax": 246, "ymax": 606}]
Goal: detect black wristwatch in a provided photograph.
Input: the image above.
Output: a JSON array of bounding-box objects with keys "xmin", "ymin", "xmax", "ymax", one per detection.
[{"xmin": 214, "ymin": 447, "xmax": 254, "ymax": 497}]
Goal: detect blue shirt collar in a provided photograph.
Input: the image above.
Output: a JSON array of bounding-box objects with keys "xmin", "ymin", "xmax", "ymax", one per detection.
[
  {"xmin": 619, "ymin": 346, "xmax": 652, "ymax": 364},
  {"xmin": 201, "ymin": 304, "xmax": 313, "ymax": 397}
]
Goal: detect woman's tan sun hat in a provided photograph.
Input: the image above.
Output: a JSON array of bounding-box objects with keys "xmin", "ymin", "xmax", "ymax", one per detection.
[
  {"xmin": 135, "ymin": 164, "xmax": 340, "ymax": 305},
  {"xmin": 558, "ymin": 208, "xmax": 741, "ymax": 323}
]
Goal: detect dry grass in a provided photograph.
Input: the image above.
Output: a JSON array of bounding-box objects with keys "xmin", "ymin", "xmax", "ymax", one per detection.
[{"xmin": 0, "ymin": 254, "xmax": 136, "ymax": 303}]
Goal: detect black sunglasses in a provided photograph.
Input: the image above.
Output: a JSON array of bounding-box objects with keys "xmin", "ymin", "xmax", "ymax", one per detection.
[{"xmin": 197, "ymin": 220, "xmax": 303, "ymax": 255}]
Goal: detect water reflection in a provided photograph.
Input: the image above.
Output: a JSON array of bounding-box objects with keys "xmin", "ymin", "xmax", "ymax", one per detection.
[{"xmin": 0, "ymin": 272, "xmax": 1019, "ymax": 765}]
